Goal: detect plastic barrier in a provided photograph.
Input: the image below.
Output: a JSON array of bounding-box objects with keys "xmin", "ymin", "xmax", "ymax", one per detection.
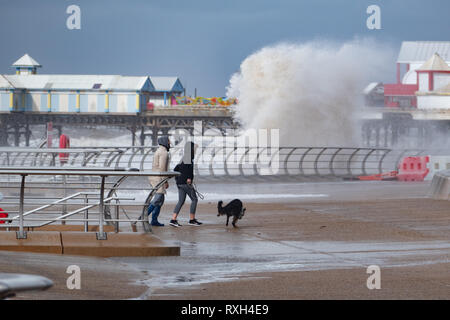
[
  {"xmin": 397, "ymin": 156, "xmax": 430, "ymax": 182},
  {"xmin": 0, "ymin": 208, "xmax": 8, "ymax": 224}
]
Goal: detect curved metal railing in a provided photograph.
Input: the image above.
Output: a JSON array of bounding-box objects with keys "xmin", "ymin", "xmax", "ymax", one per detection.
[
  {"xmin": 0, "ymin": 146, "xmax": 446, "ymax": 179},
  {"xmin": 0, "ymin": 168, "xmax": 178, "ymax": 238}
]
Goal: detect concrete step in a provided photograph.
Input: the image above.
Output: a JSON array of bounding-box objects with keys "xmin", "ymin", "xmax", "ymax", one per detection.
[{"xmin": 0, "ymin": 231, "xmax": 179, "ymax": 257}]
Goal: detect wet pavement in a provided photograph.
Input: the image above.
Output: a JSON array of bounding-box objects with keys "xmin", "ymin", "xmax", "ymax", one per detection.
[
  {"xmin": 1, "ymin": 180, "xmax": 449, "ymax": 299},
  {"xmin": 111, "ymin": 181, "xmax": 450, "ymax": 299}
]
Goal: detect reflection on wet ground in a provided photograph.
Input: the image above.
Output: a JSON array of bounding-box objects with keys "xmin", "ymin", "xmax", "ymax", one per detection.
[
  {"xmin": 2, "ymin": 179, "xmax": 448, "ymax": 299},
  {"xmin": 109, "ymin": 180, "xmax": 450, "ymax": 299},
  {"xmin": 113, "ymin": 238, "xmax": 450, "ymax": 299}
]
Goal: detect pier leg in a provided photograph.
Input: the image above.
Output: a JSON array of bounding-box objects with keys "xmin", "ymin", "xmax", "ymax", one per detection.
[
  {"xmin": 25, "ymin": 124, "xmax": 31, "ymax": 147},
  {"xmin": 418, "ymin": 124, "xmax": 424, "ymax": 148},
  {"xmin": 140, "ymin": 127, "xmax": 145, "ymax": 146},
  {"xmin": 131, "ymin": 127, "xmax": 136, "ymax": 147},
  {"xmin": 151, "ymin": 129, "xmax": 158, "ymax": 146},
  {"xmin": 375, "ymin": 126, "xmax": 380, "ymax": 147},
  {"xmin": 366, "ymin": 124, "xmax": 372, "ymax": 147},
  {"xmin": 383, "ymin": 124, "xmax": 389, "ymax": 148},
  {"xmin": 14, "ymin": 125, "xmax": 20, "ymax": 146},
  {"xmin": 0, "ymin": 118, "xmax": 8, "ymax": 146}
]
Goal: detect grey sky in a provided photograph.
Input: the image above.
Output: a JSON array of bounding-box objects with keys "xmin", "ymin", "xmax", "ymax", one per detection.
[{"xmin": 0, "ymin": 0, "xmax": 449, "ymax": 96}]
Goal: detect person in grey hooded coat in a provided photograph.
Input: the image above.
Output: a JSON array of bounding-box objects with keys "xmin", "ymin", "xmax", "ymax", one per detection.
[{"xmin": 147, "ymin": 136, "xmax": 171, "ymax": 226}]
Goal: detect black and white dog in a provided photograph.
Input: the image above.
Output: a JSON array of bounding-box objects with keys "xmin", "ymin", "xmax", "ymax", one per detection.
[{"xmin": 217, "ymin": 199, "xmax": 246, "ymax": 227}]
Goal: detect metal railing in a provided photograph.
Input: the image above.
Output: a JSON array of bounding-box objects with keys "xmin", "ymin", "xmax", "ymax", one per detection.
[
  {"xmin": 0, "ymin": 168, "xmax": 179, "ymax": 240},
  {"xmin": 1, "ymin": 146, "xmax": 447, "ymax": 179}
]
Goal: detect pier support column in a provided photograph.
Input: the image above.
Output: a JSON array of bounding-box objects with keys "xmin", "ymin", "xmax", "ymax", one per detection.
[
  {"xmin": 383, "ymin": 124, "xmax": 389, "ymax": 147},
  {"xmin": 130, "ymin": 126, "xmax": 136, "ymax": 147},
  {"xmin": 25, "ymin": 124, "xmax": 31, "ymax": 147},
  {"xmin": 375, "ymin": 126, "xmax": 380, "ymax": 147},
  {"xmin": 14, "ymin": 125, "xmax": 20, "ymax": 147},
  {"xmin": 140, "ymin": 127, "xmax": 145, "ymax": 146},
  {"xmin": 392, "ymin": 125, "xmax": 398, "ymax": 147},
  {"xmin": 0, "ymin": 116, "xmax": 8, "ymax": 146},
  {"xmin": 151, "ymin": 129, "xmax": 158, "ymax": 146},
  {"xmin": 363, "ymin": 123, "xmax": 372, "ymax": 147},
  {"xmin": 418, "ymin": 124, "xmax": 425, "ymax": 148}
]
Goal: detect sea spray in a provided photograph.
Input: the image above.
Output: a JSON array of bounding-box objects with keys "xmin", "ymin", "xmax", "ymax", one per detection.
[{"xmin": 227, "ymin": 39, "xmax": 394, "ymax": 147}]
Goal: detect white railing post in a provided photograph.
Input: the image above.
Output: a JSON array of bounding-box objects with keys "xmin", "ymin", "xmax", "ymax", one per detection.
[
  {"xmin": 16, "ymin": 174, "xmax": 27, "ymax": 239},
  {"xmin": 96, "ymin": 175, "xmax": 107, "ymax": 240},
  {"xmin": 84, "ymin": 193, "xmax": 89, "ymax": 232}
]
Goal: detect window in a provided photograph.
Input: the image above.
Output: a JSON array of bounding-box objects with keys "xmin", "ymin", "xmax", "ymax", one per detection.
[{"xmin": 92, "ymin": 83, "xmax": 102, "ymax": 89}]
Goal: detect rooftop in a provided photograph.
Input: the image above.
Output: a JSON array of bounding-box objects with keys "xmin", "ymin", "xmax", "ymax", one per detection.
[
  {"xmin": 12, "ymin": 54, "xmax": 41, "ymax": 68},
  {"xmin": 0, "ymin": 74, "xmax": 154, "ymax": 91},
  {"xmin": 417, "ymin": 53, "xmax": 450, "ymax": 71},
  {"xmin": 397, "ymin": 41, "xmax": 450, "ymax": 64},
  {"xmin": 2, "ymin": 54, "xmax": 184, "ymax": 93},
  {"xmin": 149, "ymin": 76, "xmax": 184, "ymax": 92}
]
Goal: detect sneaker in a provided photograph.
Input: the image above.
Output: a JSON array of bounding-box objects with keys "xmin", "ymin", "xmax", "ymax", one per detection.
[
  {"xmin": 151, "ymin": 221, "xmax": 165, "ymax": 227},
  {"xmin": 188, "ymin": 219, "xmax": 203, "ymax": 226},
  {"xmin": 169, "ymin": 220, "xmax": 182, "ymax": 227}
]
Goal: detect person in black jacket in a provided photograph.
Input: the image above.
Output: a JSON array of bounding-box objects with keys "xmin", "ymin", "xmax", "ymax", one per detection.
[{"xmin": 170, "ymin": 141, "xmax": 202, "ymax": 227}]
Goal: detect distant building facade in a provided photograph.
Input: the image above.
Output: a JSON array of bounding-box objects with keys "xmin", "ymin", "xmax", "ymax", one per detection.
[
  {"xmin": 383, "ymin": 41, "xmax": 450, "ymax": 109},
  {"xmin": 415, "ymin": 53, "xmax": 450, "ymax": 109},
  {"xmin": 0, "ymin": 54, "xmax": 184, "ymax": 113}
]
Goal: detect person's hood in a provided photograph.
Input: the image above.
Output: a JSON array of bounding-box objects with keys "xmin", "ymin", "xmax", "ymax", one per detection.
[
  {"xmin": 158, "ymin": 136, "xmax": 170, "ymax": 151},
  {"xmin": 181, "ymin": 141, "xmax": 198, "ymax": 164}
]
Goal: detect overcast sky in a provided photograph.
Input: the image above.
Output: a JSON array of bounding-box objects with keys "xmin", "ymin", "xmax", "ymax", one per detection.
[{"xmin": 0, "ymin": 0, "xmax": 449, "ymax": 96}]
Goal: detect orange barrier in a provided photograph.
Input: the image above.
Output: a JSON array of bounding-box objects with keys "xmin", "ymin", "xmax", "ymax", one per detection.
[
  {"xmin": 358, "ymin": 171, "xmax": 398, "ymax": 181},
  {"xmin": 397, "ymin": 156, "xmax": 430, "ymax": 182}
]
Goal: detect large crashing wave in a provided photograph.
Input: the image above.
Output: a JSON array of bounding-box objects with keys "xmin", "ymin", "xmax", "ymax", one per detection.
[{"xmin": 227, "ymin": 39, "xmax": 394, "ymax": 146}]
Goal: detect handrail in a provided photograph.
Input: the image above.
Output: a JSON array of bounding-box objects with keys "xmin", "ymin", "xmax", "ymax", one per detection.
[
  {"xmin": 0, "ymin": 168, "xmax": 179, "ymax": 240},
  {"xmin": 9, "ymin": 192, "xmax": 91, "ymax": 221},
  {"xmin": 1, "ymin": 146, "xmax": 449, "ymax": 178}
]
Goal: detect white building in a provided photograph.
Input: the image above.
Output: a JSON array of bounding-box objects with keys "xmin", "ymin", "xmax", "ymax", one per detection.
[
  {"xmin": 416, "ymin": 53, "xmax": 450, "ymax": 109},
  {"xmin": 383, "ymin": 41, "xmax": 450, "ymax": 109},
  {"xmin": 398, "ymin": 41, "xmax": 450, "ymax": 85},
  {"xmin": 0, "ymin": 54, "xmax": 185, "ymax": 113}
]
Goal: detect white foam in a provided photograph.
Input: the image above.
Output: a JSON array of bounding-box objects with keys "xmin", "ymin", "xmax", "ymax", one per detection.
[{"xmin": 226, "ymin": 39, "xmax": 394, "ymax": 146}]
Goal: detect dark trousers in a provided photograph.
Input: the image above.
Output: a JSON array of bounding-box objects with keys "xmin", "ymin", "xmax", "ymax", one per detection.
[{"xmin": 173, "ymin": 184, "xmax": 198, "ymax": 215}]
